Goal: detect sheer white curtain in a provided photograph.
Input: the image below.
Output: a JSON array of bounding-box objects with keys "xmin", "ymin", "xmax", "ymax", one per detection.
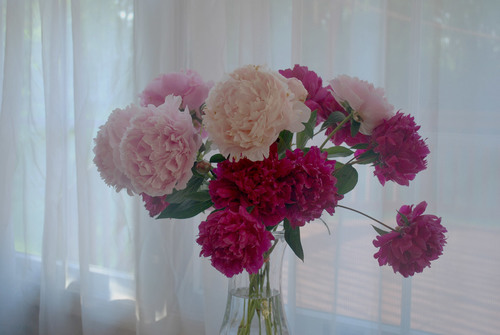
[{"xmin": 1, "ymin": 1, "xmax": 499, "ymax": 334}]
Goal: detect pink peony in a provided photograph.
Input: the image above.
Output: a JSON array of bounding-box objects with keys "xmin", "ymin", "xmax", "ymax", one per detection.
[
  {"xmin": 284, "ymin": 146, "xmax": 342, "ymax": 227},
  {"xmin": 279, "ymin": 64, "xmax": 340, "ymax": 124},
  {"xmin": 139, "ymin": 69, "xmax": 212, "ymax": 113},
  {"xmin": 93, "ymin": 105, "xmax": 138, "ymax": 194},
  {"xmin": 373, "ymin": 201, "xmax": 447, "ymax": 277},
  {"xmin": 119, "ymin": 95, "xmax": 202, "ymax": 196},
  {"xmin": 329, "ymin": 75, "xmax": 394, "ymax": 135},
  {"xmin": 209, "ymin": 144, "xmax": 293, "ymax": 227},
  {"xmin": 196, "ymin": 206, "xmax": 274, "ymax": 277},
  {"xmin": 370, "ymin": 112, "xmax": 430, "ymax": 186},
  {"xmin": 141, "ymin": 193, "xmax": 169, "ymax": 217},
  {"xmin": 203, "ymin": 65, "xmax": 310, "ymax": 161}
]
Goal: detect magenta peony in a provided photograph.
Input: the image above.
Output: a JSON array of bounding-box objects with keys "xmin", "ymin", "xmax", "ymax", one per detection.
[
  {"xmin": 139, "ymin": 69, "xmax": 212, "ymax": 114},
  {"xmin": 141, "ymin": 193, "xmax": 169, "ymax": 217},
  {"xmin": 284, "ymin": 146, "xmax": 342, "ymax": 227},
  {"xmin": 209, "ymin": 144, "xmax": 293, "ymax": 227},
  {"xmin": 329, "ymin": 75, "xmax": 394, "ymax": 135},
  {"xmin": 203, "ymin": 65, "xmax": 310, "ymax": 161},
  {"xmin": 119, "ymin": 95, "xmax": 202, "ymax": 196},
  {"xmin": 196, "ymin": 206, "xmax": 274, "ymax": 277},
  {"xmin": 370, "ymin": 112, "xmax": 430, "ymax": 186},
  {"xmin": 93, "ymin": 105, "xmax": 138, "ymax": 194},
  {"xmin": 279, "ymin": 64, "xmax": 341, "ymax": 124},
  {"xmin": 373, "ymin": 201, "xmax": 446, "ymax": 277}
]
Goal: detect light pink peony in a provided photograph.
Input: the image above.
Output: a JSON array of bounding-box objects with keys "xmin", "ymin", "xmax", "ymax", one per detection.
[
  {"xmin": 119, "ymin": 95, "xmax": 202, "ymax": 196},
  {"xmin": 93, "ymin": 105, "xmax": 138, "ymax": 194},
  {"xmin": 139, "ymin": 69, "xmax": 213, "ymax": 113},
  {"xmin": 373, "ymin": 201, "xmax": 447, "ymax": 277},
  {"xmin": 196, "ymin": 206, "xmax": 274, "ymax": 277},
  {"xmin": 329, "ymin": 75, "xmax": 394, "ymax": 135},
  {"xmin": 203, "ymin": 65, "xmax": 310, "ymax": 161}
]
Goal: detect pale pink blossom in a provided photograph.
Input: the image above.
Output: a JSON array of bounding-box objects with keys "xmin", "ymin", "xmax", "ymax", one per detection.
[
  {"xmin": 119, "ymin": 95, "xmax": 201, "ymax": 196},
  {"xmin": 329, "ymin": 75, "xmax": 394, "ymax": 135},
  {"xmin": 203, "ymin": 65, "xmax": 310, "ymax": 161},
  {"xmin": 139, "ymin": 70, "xmax": 213, "ymax": 114},
  {"xmin": 93, "ymin": 105, "xmax": 138, "ymax": 194}
]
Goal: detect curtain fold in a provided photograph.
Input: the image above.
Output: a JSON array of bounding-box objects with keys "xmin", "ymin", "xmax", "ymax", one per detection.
[{"xmin": 1, "ymin": 1, "xmax": 499, "ymax": 334}]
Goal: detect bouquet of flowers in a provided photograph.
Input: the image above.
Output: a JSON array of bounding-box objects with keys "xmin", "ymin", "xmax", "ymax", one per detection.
[{"xmin": 93, "ymin": 64, "xmax": 447, "ymax": 334}]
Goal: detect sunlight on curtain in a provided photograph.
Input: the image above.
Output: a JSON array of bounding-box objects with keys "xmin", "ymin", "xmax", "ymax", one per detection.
[{"xmin": 0, "ymin": 1, "xmax": 499, "ymax": 335}]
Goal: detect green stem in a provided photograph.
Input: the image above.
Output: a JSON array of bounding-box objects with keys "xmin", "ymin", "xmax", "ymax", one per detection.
[
  {"xmin": 337, "ymin": 204, "xmax": 397, "ymax": 232},
  {"xmin": 319, "ymin": 113, "xmax": 354, "ymax": 150}
]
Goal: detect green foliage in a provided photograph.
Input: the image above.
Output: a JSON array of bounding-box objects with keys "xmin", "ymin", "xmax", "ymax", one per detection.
[
  {"xmin": 350, "ymin": 119, "xmax": 361, "ymax": 137},
  {"xmin": 296, "ymin": 110, "xmax": 317, "ymax": 149},
  {"xmin": 333, "ymin": 162, "xmax": 358, "ymax": 195},
  {"xmin": 284, "ymin": 219, "xmax": 304, "ymax": 261},
  {"xmin": 397, "ymin": 210, "xmax": 410, "ymax": 226},
  {"xmin": 371, "ymin": 224, "xmax": 390, "ymax": 236},
  {"xmin": 160, "ymin": 169, "xmax": 213, "ymax": 219},
  {"xmin": 165, "ymin": 172, "xmax": 206, "ymax": 204},
  {"xmin": 209, "ymin": 153, "xmax": 226, "ymax": 163},
  {"xmin": 158, "ymin": 199, "xmax": 213, "ymax": 219},
  {"xmin": 350, "ymin": 143, "xmax": 369, "ymax": 150},
  {"xmin": 355, "ymin": 149, "xmax": 378, "ymax": 165},
  {"xmin": 319, "ymin": 111, "xmax": 346, "ymax": 132},
  {"xmin": 277, "ymin": 129, "xmax": 293, "ymax": 157},
  {"xmin": 322, "ymin": 146, "xmax": 354, "ymax": 158}
]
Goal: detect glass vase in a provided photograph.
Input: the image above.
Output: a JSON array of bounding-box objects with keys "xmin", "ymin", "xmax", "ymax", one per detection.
[{"xmin": 219, "ymin": 231, "xmax": 289, "ymax": 335}]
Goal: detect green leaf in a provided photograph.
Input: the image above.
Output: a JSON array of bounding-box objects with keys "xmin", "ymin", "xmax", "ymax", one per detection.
[
  {"xmin": 334, "ymin": 163, "xmax": 358, "ymax": 195},
  {"xmin": 295, "ymin": 131, "xmax": 308, "ymax": 150},
  {"xmin": 350, "ymin": 119, "xmax": 361, "ymax": 137},
  {"xmin": 209, "ymin": 153, "xmax": 226, "ymax": 163},
  {"xmin": 397, "ymin": 211, "xmax": 410, "ymax": 226},
  {"xmin": 350, "ymin": 143, "xmax": 369, "ymax": 150},
  {"xmin": 296, "ymin": 110, "xmax": 317, "ymax": 149},
  {"xmin": 322, "ymin": 146, "xmax": 354, "ymax": 158},
  {"xmin": 371, "ymin": 224, "xmax": 391, "ymax": 236},
  {"xmin": 277, "ymin": 130, "xmax": 293, "ymax": 157},
  {"xmin": 165, "ymin": 173, "xmax": 205, "ymax": 203},
  {"xmin": 303, "ymin": 110, "xmax": 317, "ymax": 138},
  {"xmin": 157, "ymin": 199, "xmax": 213, "ymax": 219},
  {"xmin": 320, "ymin": 111, "xmax": 346, "ymax": 131},
  {"xmin": 355, "ymin": 149, "xmax": 378, "ymax": 165},
  {"xmin": 187, "ymin": 190, "xmax": 212, "ymax": 201},
  {"xmin": 284, "ymin": 219, "xmax": 304, "ymax": 261},
  {"xmin": 202, "ymin": 140, "xmax": 212, "ymax": 154}
]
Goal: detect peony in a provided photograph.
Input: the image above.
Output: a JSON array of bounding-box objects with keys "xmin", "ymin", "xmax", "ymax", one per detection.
[
  {"xmin": 119, "ymin": 95, "xmax": 201, "ymax": 196},
  {"xmin": 139, "ymin": 69, "xmax": 212, "ymax": 114},
  {"xmin": 141, "ymin": 193, "xmax": 169, "ymax": 217},
  {"xmin": 279, "ymin": 64, "xmax": 340, "ymax": 124},
  {"xmin": 203, "ymin": 65, "xmax": 310, "ymax": 161},
  {"xmin": 196, "ymin": 206, "xmax": 274, "ymax": 277},
  {"xmin": 373, "ymin": 201, "xmax": 447, "ymax": 277},
  {"xmin": 370, "ymin": 112, "xmax": 430, "ymax": 186},
  {"xmin": 93, "ymin": 105, "xmax": 138, "ymax": 194},
  {"xmin": 209, "ymin": 144, "xmax": 293, "ymax": 227},
  {"xmin": 329, "ymin": 75, "xmax": 394, "ymax": 135},
  {"xmin": 284, "ymin": 146, "xmax": 342, "ymax": 227}
]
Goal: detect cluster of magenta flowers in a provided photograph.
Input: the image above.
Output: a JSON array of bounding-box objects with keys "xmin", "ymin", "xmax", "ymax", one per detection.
[{"xmin": 93, "ymin": 64, "xmax": 447, "ymax": 279}]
